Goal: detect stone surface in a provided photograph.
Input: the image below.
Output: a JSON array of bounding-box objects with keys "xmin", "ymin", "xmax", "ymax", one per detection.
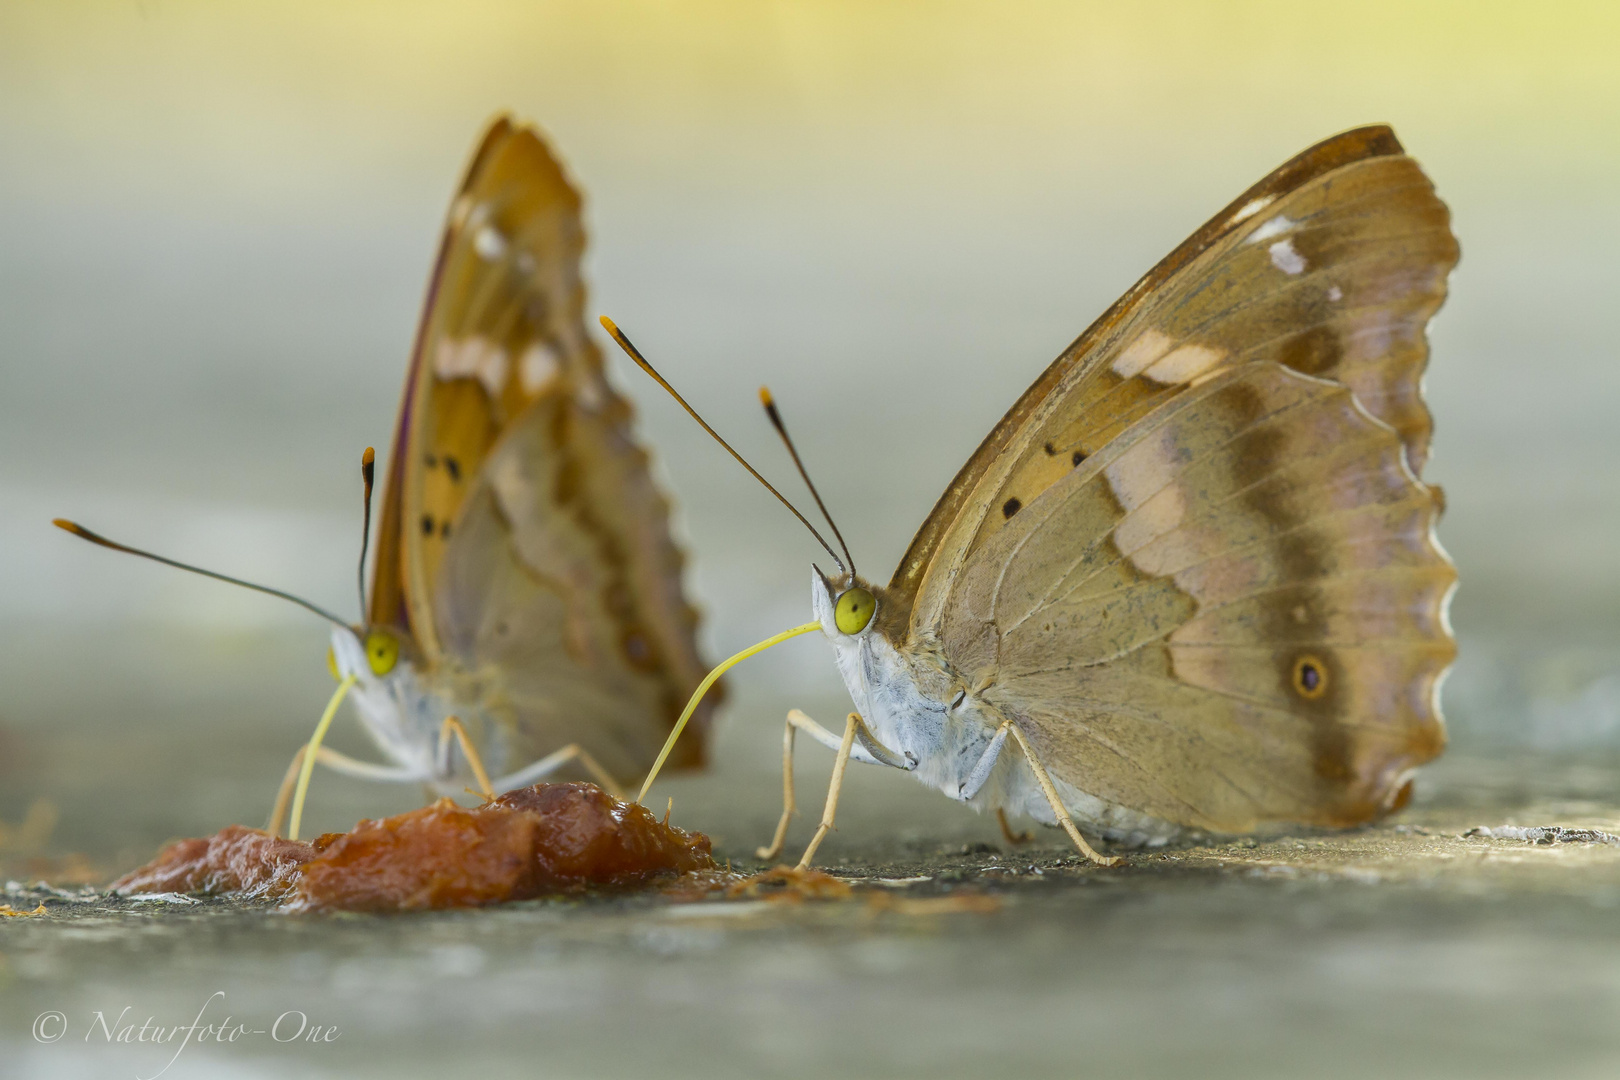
[{"xmin": 3, "ymin": 751, "xmax": 1620, "ymax": 1079}]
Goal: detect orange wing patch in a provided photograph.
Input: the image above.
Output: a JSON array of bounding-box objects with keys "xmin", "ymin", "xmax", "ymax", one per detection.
[
  {"xmin": 371, "ymin": 118, "xmax": 597, "ymax": 661},
  {"xmin": 365, "ymin": 117, "xmax": 717, "ymax": 778}
]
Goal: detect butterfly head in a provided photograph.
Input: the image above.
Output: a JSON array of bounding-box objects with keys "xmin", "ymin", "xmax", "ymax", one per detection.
[
  {"xmin": 812, "ymin": 565, "xmax": 881, "ymax": 640},
  {"xmin": 326, "ymin": 624, "xmax": 412, "ymax": 688}
]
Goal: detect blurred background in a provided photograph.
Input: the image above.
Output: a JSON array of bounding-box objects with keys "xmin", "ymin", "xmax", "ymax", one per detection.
[{"xmin": 1, "ymin": 0, "xmax": 1617, "ymax": 871}]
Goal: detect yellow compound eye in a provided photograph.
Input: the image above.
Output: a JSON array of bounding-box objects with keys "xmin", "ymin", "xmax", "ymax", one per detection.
[
  {"xmin": 326, "ymin": 644, "xmax": 340, "ymax": 682},
  {"xmin": 365, "ymin": 630, "xmax": 399, "ymax": 676},
  {"xmin": 834, "ymin": 587, "xmax": 876, "ymax": 635}
]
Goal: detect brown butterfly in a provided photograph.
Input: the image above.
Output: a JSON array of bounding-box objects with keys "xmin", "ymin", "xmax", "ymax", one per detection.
[
  {"xmin": 59, "ymin": 117, "xmax": 715, "ymax": 837},
  {"xmin": 616, "ymin": 124, "xmax": 1457, "ymax": 869}
]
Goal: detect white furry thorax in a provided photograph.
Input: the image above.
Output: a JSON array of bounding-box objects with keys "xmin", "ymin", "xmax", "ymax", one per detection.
[
  {"xmin": 328, "ymin": 627, "xmax": 502, "ymax": 793},
  {"xmin": 809, "ymin": 571, "xmax": 1184, "ymax": 848},
  {"xmin": 810, "ymin": 572, "xmax": 1006, "ymax": 804}
]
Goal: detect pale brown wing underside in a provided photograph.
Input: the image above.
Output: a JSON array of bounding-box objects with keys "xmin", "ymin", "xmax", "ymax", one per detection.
[
  {"xmin": 906, "ymin": 126, "xmax": 1457, "ymax": 832},
  {"xmin": 894, "ymin": 126, "xmax": 1454, "ymax": 625},
  {"xmin": 370, "ymin": 117, "xmax": 593, "ymax": 653},
  {"xmin": 433, "ymin": 394, "xmax": 709, "ymax": 778},
  {"xmin": 945, "ymin": 363, "xmax": 1451, "ymax": 830},
  {"xmin": 370, "ymin": 117, "xmax": 712, "ymax": 775}
]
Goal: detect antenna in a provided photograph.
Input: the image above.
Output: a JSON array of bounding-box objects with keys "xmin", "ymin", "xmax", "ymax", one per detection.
[
  {"xmin": 52, "ymin": 519, "xmax": 353, "ymax": 630},
  {"xmin": 599, "ymin": 316, "xmax": 846, "ymax": 573},
  {"xmin": 758, "ymin": 386, "xmax": 855, "ymax": 579},
  {"xmin": 356, "ymin": 446, "xmax": 376, "ymax": 618}
]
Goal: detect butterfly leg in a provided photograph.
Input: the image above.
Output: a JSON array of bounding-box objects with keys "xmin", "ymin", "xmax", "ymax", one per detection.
[
  {"xmin": 995, "ymin": 809, "xmax": 1033, "ymax": 846},
  {"xmin": 488, "ymin": 745, "xmax": 627, "ymax": 801},
  {"xmin": 1004, "ymin": 723, "xmax": 1121, "ymax": 867},
  {"xmin": 266, "ymin": 745, "xmax": 422, "ymax": 838},
  {"xmin": 956, "ymin": 726, "xmax": 1033, "ymax": 844},
  {"xmin": 756, "ymin": 714, "xmax": 800, "ymax": 861},
  {"xmin": 436, "ymin": 716, "xmax": 495, "ymax": 800},
  {"xmin": 795, "ymin": 712, "xmax": 860, "ymax": 870},
  {"xmin": 757, "ymin": 708, "xmax": 913, "ymax": 860}
]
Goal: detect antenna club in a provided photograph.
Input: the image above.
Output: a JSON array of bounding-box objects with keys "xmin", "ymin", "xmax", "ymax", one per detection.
[
  {"xmin": 361, "ymin": 446, "xmax": 375, "ymax": 467},
  {"xmin": 53, "ymin": 518, "xmax": 105, "ymax": 545},
  {"xmin": 758, "ymin": 386, "xmax": 775, "ymax": 408},
  {"xmin": 599, "ymin": 315, "xmax": 620, "ymax": 336}
]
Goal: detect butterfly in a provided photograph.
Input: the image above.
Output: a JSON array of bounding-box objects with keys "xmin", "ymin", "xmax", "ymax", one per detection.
[
  {"xmin": 57, "ymin": 117, "xmax": 716, "ymax": 839},
  {"xmin": 612, "ymin": 123, "xmax": 1457, "ymax": 869}
]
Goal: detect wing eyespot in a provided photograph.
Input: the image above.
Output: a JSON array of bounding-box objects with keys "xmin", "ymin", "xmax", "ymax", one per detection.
[
  {"xmin": 1002, "ymin": 497, "xmax": 1022, "ymax": 519},
  {"xmin": 1292, "ymin": 655, "xmax": 1328, "ymax": 700}
]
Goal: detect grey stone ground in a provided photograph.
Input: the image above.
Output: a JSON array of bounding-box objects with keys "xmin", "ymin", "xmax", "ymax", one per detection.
[{"xmin": 3, "ymin": 748, "xmax": 1620, "ymax": 1080}]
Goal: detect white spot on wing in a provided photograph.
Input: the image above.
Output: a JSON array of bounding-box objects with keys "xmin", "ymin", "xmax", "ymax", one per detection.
[
  {"xmin": 435, "ymin": 336, "xmax": 509, "ymax": 398},
  {"xmin": 1247, "ymin": 214, "xmax": 1296, "ymax": 244},
  {"xmin": 1110, "ymin": 479, "xmax": 1187, "ymax": 560},
  {"xmin": 1269, "ymin": 239, "xmax": 1307, "ymax": 275},
  {"xmin": 577, "ymin": 376, "xmax": 604, "ymax": 412},
  {"xmin": 1143, "ymin": 343, "xmax": 1227, "ymax": 385},
  {"xmin": 1112, "ymin": 328, "xmax": 1175, "ymax": 378},
  {"xmin": 1327, "ymin": 284, "xmax": 1343, "ymax": 301},
  {"xmin": 519, "ymin": 341, "xmax": 561, "ymax": 394},
  {"xmin": 474, "ymin": 225, "xmax": 507, "ymax": 261},
  {"xmin": 1232, "ymin": 195, "xmax": 1274, "ymax": 223},
  {"xmin": 478, "ymin": 347, "xmax": 509, "ymax": 398}
]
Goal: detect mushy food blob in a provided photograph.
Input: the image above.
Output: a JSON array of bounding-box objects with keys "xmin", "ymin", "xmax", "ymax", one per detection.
[{"xmin": 112, "ymin": 783, "xmax": 719, "ymax": 912}]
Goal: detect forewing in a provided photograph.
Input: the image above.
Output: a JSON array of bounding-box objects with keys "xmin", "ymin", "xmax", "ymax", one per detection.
[
  {"xmin": 369, "ymin": 118, "xmax": 712, "ymax": 776},
  {"xmin": 897, "ymin": 126, "xmax": 1456, "ymax": 631},
  {"xmin": 370, "ymin": 117, "xmax": 599, "ymax": 656}
]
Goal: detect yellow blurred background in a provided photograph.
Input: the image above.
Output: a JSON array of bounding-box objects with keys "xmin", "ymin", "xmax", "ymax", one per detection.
[{"xmin": 1, "ymin": 1, "xmax": 1617, "ymax": 859}]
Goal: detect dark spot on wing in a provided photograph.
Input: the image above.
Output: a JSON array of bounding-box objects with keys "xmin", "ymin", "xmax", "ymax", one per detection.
[
  {"xmin": 1071, "ymin": 450, "xmax": 1086, "ymax": 467},
  {"xmin": 424, "ymin": 453, "xmax": 438, "ymax": 468},
  {"xmin": 440, "ymin": 520, "xmax": 452, "ymax": 539},
  {"xmin": 421, "ymin": 514, "xmax": 434, "ymax": 536},
  {"xmin": 1277, "ymin": 324, "xmax": 1343, "ymax": 378},
  {"xmin": 444, "ymin": 455, "xmax": 461, "ymax": 481},
  {"xmin": 1002, "ymin": 497, "xmax": 1022, "ymax": 519},
  {"xmin": 1043, "ymin": 441, "xmax": 1056, "ymax": 456},
  {"xmin": 621, "ymin": 629, "xmax": 659, "ymax": 672}
]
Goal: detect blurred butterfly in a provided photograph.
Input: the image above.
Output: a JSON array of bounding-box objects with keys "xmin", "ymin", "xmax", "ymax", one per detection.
[
  {"xmin": 57, "ymin": 117, "xmax": 716, "ymax": 839},
  {"xmin": 612, "ymin": 124, "xmax": 1457, "ymax": 868}
]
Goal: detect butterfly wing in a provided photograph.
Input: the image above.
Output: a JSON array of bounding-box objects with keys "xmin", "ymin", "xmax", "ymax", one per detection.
[
  {"xmin": 901, "ymin": 126, "xmax": 1456, "ymax": 831},
  {"xmin": 433, "ymin": 391, "xmax": 710, "ymax": 777},
  {"xmin": 370, "ymin": 117, "xmax": 712, "ymax": 775}
]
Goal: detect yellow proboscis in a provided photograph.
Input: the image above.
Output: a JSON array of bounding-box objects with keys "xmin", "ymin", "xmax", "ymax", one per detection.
[
  {"xmin": 288, "ymin": 673, "xmax": 357, "ymax": 842},
  {"xmin": 636, "ymin": 621, "xmax": 821, "ymax": 804}
]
